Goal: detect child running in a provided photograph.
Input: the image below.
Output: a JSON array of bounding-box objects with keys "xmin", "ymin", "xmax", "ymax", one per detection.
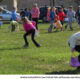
[
  {"xmin": 21, "ymin": 17, "xmax": 40, "ymax": 47},
  {"xmin": 48, "ymin": 7, "xmax": 57, "ymax": 32},
  {"xmin": 58, "ymin": 7, "xmax": 66, "ymax": 25},
  {"xmin": 65, "ymin": 6, "xmax": 75, "ymax": 30}
]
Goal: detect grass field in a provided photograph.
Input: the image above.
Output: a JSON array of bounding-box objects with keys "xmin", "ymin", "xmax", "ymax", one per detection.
[{"xmin": 0, "ymin": 22, "xmax": 80, "ymax": 74}]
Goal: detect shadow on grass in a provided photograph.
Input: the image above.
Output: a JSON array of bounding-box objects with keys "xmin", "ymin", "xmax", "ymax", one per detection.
[
  {"xmin": 40, "ymin": 31, "xmax": 59, "ymax": 34},
  {"xmin": 46, "ymin": 69, "xmax": 80, "ymax": 74},
  {"xmin": 0, "ymin": 47, "xmax": 28, "ymax": 51}
]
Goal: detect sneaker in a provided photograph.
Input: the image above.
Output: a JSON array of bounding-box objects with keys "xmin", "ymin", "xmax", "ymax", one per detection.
[
  {"xmin": 23, "ymin": 44, "xmax": 29, "ymax": 48},
  {"xmin": 76, "ymin": 67, "xmax": 80, "ymax": 70},
  {"xmin": 65, "ymin": 25, "xmax": 67, "ymax": 29},
  {"xmin": 70, "ymin": 28, "xmax": 73, "ymax": 31},
  {"xmin": 36, "ymin": 44, "xmax": 41, "ymax": 47},
  {"xmin": 54, "ymin": 26, "xmax": 56, "ymax": 29}
]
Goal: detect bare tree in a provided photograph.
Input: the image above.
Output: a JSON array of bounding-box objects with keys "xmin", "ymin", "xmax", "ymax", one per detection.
[
  {"xmin": 74, "ymin": 0, "xmax": 80, "ymax": 5},
  {"xmin": 0, "ymin": 0, "xmax": 3, "ymax": 2},
  {"xmin": 50, "ymin": 0, "xmax": 56, "ymax": 6}
]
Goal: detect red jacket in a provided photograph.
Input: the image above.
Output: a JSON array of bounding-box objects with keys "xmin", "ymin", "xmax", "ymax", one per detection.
[{"xmin": 58, "ymin": 11, "xmax": 66, "ymax": 21}]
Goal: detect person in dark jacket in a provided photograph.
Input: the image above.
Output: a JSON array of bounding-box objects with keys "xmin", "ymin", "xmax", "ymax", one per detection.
[
  {"xmin": 20, "ymin": 8, "xmax": 26, "ymax": 18},
  {"xmin": 76, "ymin": 6, "xmax": 80, "ymax": 26},
  {"xmin": 25, "ymin": 8, "xmax": 31, "ymax": 19}
]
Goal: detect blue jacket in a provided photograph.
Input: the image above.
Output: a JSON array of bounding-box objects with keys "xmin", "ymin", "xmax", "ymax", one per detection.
[
  {"xmin": 50, "ymin": 11, "xmax": 55, "ymax": 21},
  {"xmin": 25, "ymin": 10, "xmax": 30, "ymax": 18},
  {"xmin": 11, "ymin": 10, "xmax": 17, "ymax": 21}
]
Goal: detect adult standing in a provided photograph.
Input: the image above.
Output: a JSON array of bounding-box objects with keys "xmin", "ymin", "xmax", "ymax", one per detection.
[{"xmin": 31, "ymin": 3, "xmax": 40, "ymax": 30}]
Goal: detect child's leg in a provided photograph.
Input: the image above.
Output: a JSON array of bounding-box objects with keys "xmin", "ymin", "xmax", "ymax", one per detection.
[
  {"xmin": 53, "ymin": 22, "xmax": 59, "ymax": 31},
  {"xmin": 48, "ymin": 21, "xmax": 54, "ymax": 32},
  {"xmin": 50, "ymin": 21, "xmax": 53, "ymax": 29},
  {"xmin": 76, "ymin": 23, "xmax": 79, "ymax": 28},
  {"xmin": 77, "ymin": 54, "xmax": 80, "ymax": 69},
  {"xmin": 23, "ymin": 31, "xmax": 33, "ymax": 46},
  {"xmin": 32, "ymin": 18, "xmax": 38, "ymax": 30},
  {"xmin": 61, "ymin": 21, "xmax": 64, "ymax": 25},
  {"xmin": 16, "ymin": 23, "xmax": 20, "ymax": 31},
  {"xmin": 31, "ymin": 29, "xmax": 40, "ymax": 47},
  {"xmin": 65, "ymin": 22, "xmax": 68, "ymax": 29},
  {"xmin": 23, "ymin": 32, "xmax": 29, "ymax": 46},
  {"xmin": 75, "ymin": 45, "xmax": 80, "ymax": 69},
  {"xmin": 69, "ymin": 20, "xmax": 73, "ymax": 30},
  {"xmin": 11, "ymin": 24, "xmax": 15, "ymax": 32},
  {"xmin": 35, "ymin": 18, "xmax": 38, "ymax": 30},
  {"xmin": 76, "ymin": 18, "xmax": 79, "ymax": 27},
  {"xmin": 78, "ymin": 19, "xmax": 80, "ymax": 26}
]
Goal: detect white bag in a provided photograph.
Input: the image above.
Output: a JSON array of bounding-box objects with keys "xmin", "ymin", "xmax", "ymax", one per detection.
[{"xmin": 64, "ymin": 18, "xmax": 69, "ymax": 22}]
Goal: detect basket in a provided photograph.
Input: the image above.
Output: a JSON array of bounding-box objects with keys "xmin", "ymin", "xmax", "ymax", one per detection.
[{"xmin": 70, "ymin": 56, "xmax": 80, "ymax": 67}]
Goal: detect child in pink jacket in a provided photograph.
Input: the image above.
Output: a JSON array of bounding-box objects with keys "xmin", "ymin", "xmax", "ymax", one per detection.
[{"xmin": 22, "ymin": 17, "xmax": 40, "ymax": 47}]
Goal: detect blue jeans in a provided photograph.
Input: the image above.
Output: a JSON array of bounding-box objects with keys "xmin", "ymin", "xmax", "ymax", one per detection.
[
  {"xmin": 50, "ymin": 20, "xmax": 54, "ymax": 29},
  {"xmin": 65, "ymin": 19, "xmax": 73, "ymax": 30}
]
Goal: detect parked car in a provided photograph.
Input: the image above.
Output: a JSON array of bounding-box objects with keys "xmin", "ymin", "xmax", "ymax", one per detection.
[
  {"xmin": 39, "ymin": 6, "xmax": 68, "ymax": 22},
  {"xmin": 0, "ymin": 9, "xmax": 20, "ymax": 21},
  {"xmin": 39, "ymin": 6, "xmax": 49, "ymax": 22}
]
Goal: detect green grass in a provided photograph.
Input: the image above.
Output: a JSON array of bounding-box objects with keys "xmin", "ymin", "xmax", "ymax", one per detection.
[{"xmin": 0, "ymin": 22, "xmax": 80, "ymax": 74}]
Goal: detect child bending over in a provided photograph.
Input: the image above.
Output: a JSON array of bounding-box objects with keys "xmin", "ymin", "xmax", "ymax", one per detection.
[{"xmin": 21, "ymin": 17, "xmax": 40, "ymax": 47}]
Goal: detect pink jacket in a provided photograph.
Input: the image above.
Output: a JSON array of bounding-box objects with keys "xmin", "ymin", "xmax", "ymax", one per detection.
[
  {"xmin": 22, "ymin": 21, "xmax": 36, "ymax": 32},
  {"xmin": 47, "ymin": 11, "xmax": 50, "ymax": 21},
  {"xmin": 31, "ymin": 7, "xmax": 40, "ymax": 18}
]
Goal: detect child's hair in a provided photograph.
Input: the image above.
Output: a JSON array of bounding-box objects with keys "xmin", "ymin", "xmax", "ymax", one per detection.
[
  {"xmin": 21, "ymin": 17, "xmax": 31, "ymax": 24},
  {"xmin": 33, "ymin": 3, "xmax": 38, "ymax": 7},
  {"xmin": 0, "ymin": 6, "xmax": 3, "ymax": 13},
  {"xmin": 50, "ymin": 7, "xmax": 55, "ymax": 12},
  {"xmin": 69, "ymin": 6, "xmax": 73, "ymax": 9}
]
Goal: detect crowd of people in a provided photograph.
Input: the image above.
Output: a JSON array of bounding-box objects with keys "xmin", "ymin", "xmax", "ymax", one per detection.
[
  {"xmin": 11, "ymin": 4, "xmax": 80, "ymax": 70},
  {"xmin": 1, "ymin": 4, "xmax": 80, "ymax": 70},
  {"xmin": 19, "ymin": 4, "xmax": 80, "ymax": 32},
  {"xmin": 47, "ymin": 6, "xmax": 80, "ymax": 32}
]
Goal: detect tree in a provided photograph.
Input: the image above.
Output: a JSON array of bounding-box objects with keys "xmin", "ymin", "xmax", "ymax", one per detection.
[
  {"xmin": 52, "ymin": 0, "xmax": 55, "ymax": 6},
  {"xmin": 0, "ymin": 0, "xmax": 3, "ymax": 2},
  {"xmin": 50, "ymin": 0, "xmax": 56, "ymax": 6},
  {"xmin": 74, "ymin": 0, "xmax": 80, "ymax": 5}
]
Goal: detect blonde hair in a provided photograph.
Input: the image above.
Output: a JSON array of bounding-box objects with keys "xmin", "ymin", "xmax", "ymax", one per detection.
[
  {"xmin": 69, "ymin": 6, "xmax": 73, "ymax": 9},
  {"xmin": 0, "ymin": 6, "xmax": 3, "ymax": 10},
  {"xmin": 33, "ymin": 3, "xmax": 38, "ymax": 7},
  {"xmin": 50, "ymin": 7, "xmax": 56, "ymax": 12},
  {"xmin": 0, "ymin": 6, "xmax": 3, "ymax": 12}
]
